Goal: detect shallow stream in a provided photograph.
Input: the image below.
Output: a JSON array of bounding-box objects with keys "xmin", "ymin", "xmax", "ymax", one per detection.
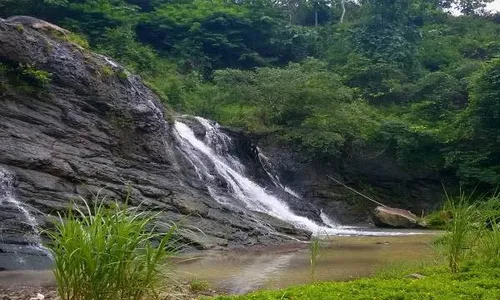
[{"xmin": 172, "ymin": 232, "xmax": 440, "ymax": 294}]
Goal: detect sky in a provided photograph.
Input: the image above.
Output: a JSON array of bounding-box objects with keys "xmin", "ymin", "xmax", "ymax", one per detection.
[
  {"xmin": 487, "ymin": 1, "xmax": 500, "ymax": 12},
  {"xmin": 448, "ymin": 1, "xmax": 500, "ymax": 15}
]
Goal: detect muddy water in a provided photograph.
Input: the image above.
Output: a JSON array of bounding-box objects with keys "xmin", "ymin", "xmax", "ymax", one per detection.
[
  {"xmin": 0, "ymin": 233, "xmax": 441, "ymax": 295},
  {"xmin": 172, "ymin": 233, "xmax": 440, "ymax": 294}
]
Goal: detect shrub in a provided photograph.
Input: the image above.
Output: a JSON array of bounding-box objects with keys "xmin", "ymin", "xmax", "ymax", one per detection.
[{"xmin": 45, "ymin": 194, "xmax": 177, "ymax": 300}]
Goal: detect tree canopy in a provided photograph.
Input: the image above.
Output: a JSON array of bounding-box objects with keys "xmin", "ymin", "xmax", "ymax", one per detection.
[{"xmin": 2, "ymin": 0, "xmax": 500, "ymax": 187}]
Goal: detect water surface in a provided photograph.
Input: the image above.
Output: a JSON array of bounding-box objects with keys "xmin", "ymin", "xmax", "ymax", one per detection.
[
  {"xmin": 172, "ymin": 233, "xmax": 440, "ymax": 294},
  {"xmin": 0, "ymin": 233, "xmax": 441, "ymax": 294}
]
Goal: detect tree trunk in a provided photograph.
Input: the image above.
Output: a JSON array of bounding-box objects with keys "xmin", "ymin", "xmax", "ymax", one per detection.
[{"xmin": 340, "ymin": 0, "xmax": 346, "ymax": 24}]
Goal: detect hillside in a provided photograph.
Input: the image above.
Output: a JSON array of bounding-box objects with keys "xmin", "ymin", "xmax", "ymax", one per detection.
[{"xmin": 2, "ymin": 0, "xmax": 500, "ymax": 190}]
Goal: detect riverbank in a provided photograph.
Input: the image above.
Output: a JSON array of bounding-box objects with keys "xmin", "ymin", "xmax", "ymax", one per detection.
[
  {"xmin": 4, "ymin": 263, "xmax": 499, "ymax": 300},
  {"xmin": 0, "ymin": 233, "xmax": 438, "ymax": 299},
  {"xmin": 0, "ymin": 281, "xmax": 219, "ymax": 300},
  {"xmin": 213, "ymin": 263, "xmax": 500, "ymax": 299}
]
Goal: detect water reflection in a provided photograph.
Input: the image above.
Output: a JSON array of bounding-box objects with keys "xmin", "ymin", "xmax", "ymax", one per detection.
[
  {"xmin": 222, "ymin": 253, "xmax": 296, "ymax": 294},
  {"xmin": 173, "ymin": 234, "xmax": 439, "ymax": 294}
]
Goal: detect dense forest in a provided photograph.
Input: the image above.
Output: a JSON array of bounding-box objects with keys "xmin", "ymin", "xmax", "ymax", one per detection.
[{"xmin": 2, "ymin": 0, "xmax": 500, "ymax": 188}]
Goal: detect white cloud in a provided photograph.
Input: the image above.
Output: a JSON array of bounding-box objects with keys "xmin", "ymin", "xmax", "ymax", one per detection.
[{"xmin": 487, "ymin": 1, "xmax": 500, "ymax": 12}]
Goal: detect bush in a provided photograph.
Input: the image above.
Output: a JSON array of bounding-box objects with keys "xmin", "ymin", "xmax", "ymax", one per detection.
[{"xmin": 46, "ymin": 194, "xmax": 177, "ymax": 300}]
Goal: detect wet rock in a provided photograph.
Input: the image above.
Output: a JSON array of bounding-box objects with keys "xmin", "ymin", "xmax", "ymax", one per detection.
[
  {"xmin": 178, "ymin": 116, "xmax": 207, "ymax": 140},
  {"xmin": 256, "ymin": 139, "xmax": 449, "ymax": 225}
]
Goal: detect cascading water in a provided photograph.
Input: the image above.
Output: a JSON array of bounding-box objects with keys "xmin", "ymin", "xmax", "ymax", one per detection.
[
  {"xmin": 174, "ymin": 117, "xmax": 408, "ymax": 236},
  {"xmin": 0, "ymin": 169, "xmax": 52, "ymax": 263},
  {"xmin": 257, "ymin": 150, "xmax": 301, "ymax": 199}
]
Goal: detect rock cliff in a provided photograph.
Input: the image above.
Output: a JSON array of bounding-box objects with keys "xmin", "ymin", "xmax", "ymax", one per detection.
[{"xmin": 0, "ymin": 17, "xmax": 309, "ymax": 270}]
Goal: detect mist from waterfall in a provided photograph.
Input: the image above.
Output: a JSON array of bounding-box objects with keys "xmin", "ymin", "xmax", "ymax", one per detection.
[{"xmin": 174, "ymin": 117, "xmax": 409, "ymax": 236}]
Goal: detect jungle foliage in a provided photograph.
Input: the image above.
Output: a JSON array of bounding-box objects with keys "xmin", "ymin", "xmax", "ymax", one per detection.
[{"xmin": 2, "ymin": 0, "xmax": 500, "ymax": 186}]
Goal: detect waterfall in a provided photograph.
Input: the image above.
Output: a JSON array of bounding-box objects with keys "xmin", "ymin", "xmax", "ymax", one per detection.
[
  {"xmin": 0, "ymin": 169, "xmax": 52, "ymax": 259},
  {"xmin": 174, "ymin": 117, "xmax": 408, "ymax": 236},
  {"xmin": 257, "ymin": 150, "xmax": 301, "ymax": 199}
]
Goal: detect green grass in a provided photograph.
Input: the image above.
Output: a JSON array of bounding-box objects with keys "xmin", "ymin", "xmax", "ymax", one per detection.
[
  {"xmin": 441, "ymin": 190, "xmax": 480, "ymax": 273},
  {"xmin": 45, "ymin": 194, "xmax": 177, "ymax": 300},
  {"xmin": 213, "ymin": 192, "xmax": 500, "ymax": 300},
  {"xmin": 189, "ymin": 279, "xmax": 210, "ymax": 292},
  {"xmin": 213, "ymin": 264, "xmax": 500, "ymax": 300},
  {"xmin": 64, "ymin": 32, "xmax": 90, "ymax": 49},
  {"xmin": 477, "ymin": 195, "xmax": 500, "ymax": 267}
]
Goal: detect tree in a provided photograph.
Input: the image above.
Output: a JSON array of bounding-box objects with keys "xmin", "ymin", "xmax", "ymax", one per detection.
[
  {"xmin": 353, "ymin": 0, "xmax": 422, "ymax": 67},
  {"xmin": 468, "ymin": 59, "xmax": 500, "ymax": 143},
  {"xmin": 439, "ymin": 0, "xmax": 494, "ymax": 15},
  {"xmin": 446, "ymin": 59, "xmax": 500, "ymax": 185}
]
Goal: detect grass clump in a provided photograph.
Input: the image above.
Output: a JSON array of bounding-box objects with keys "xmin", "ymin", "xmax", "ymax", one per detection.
[
  {"xmin": 50, "ymin": 30, "xmax": 90, "ymax": 49},
  {"xmin": 20, "ymin": 63, "xmax": 51, "ymax": 87},
  {"xmin": 477, "ymin": 195, "xmax": 500, "ymax": 266},
  {"xmin": 189, "ymin": 279, "xmax": 210, "ymax": 292},
  {"xmin": 309, "ymin": 238, "xmax": 321, "ymax": 280},
  {"xmin": 101, "ymin": 65, "xmax": 115, "ymax": 78},
  {"xmin": 45, "ymin": 194, "xmax": 177, "ymax": 300},
  {"xmin": 14, "ymin": 23, "xmax": 24, "ymax": 33},
  {"xmin": 64, "ymin": 32, "xmax": 90, "ymax": 49},
  {"xmin": 437, "ymin": 191, "xmax": 500, "ymax": 272},
  {"xmin": 441, "ymin": 191, "xmax": 480, "ymax": 273}
]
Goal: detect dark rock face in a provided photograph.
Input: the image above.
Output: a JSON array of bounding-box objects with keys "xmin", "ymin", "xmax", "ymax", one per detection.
[
  {"xmin": 256, "ymin": 140, "xmax": 449, "ymax": 226},
  {"xmin": 0, "ymin": 18, "xmax": 310, "ymax": 270}
]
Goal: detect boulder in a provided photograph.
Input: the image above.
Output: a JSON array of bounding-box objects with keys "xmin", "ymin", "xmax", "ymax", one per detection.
[
  {"xmin": 6, "ymin": 15, "xmax": 70, "ymax": 35},
  {"xmin": 373, "ymin": 206, "xmax": 426, "ymax": 228}
]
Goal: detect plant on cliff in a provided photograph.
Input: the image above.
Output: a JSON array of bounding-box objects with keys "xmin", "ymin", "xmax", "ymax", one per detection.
[
  {"xmin": 0, "ymin": 62, "xmax": 52, "ymax": 96},
  {"xmin": 45, "ymin": 194, "xmax": 177, "ymax": 300},
  {"xmin": 19, "ymin": 63, "xmax": 51, "ymax": 87}
]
